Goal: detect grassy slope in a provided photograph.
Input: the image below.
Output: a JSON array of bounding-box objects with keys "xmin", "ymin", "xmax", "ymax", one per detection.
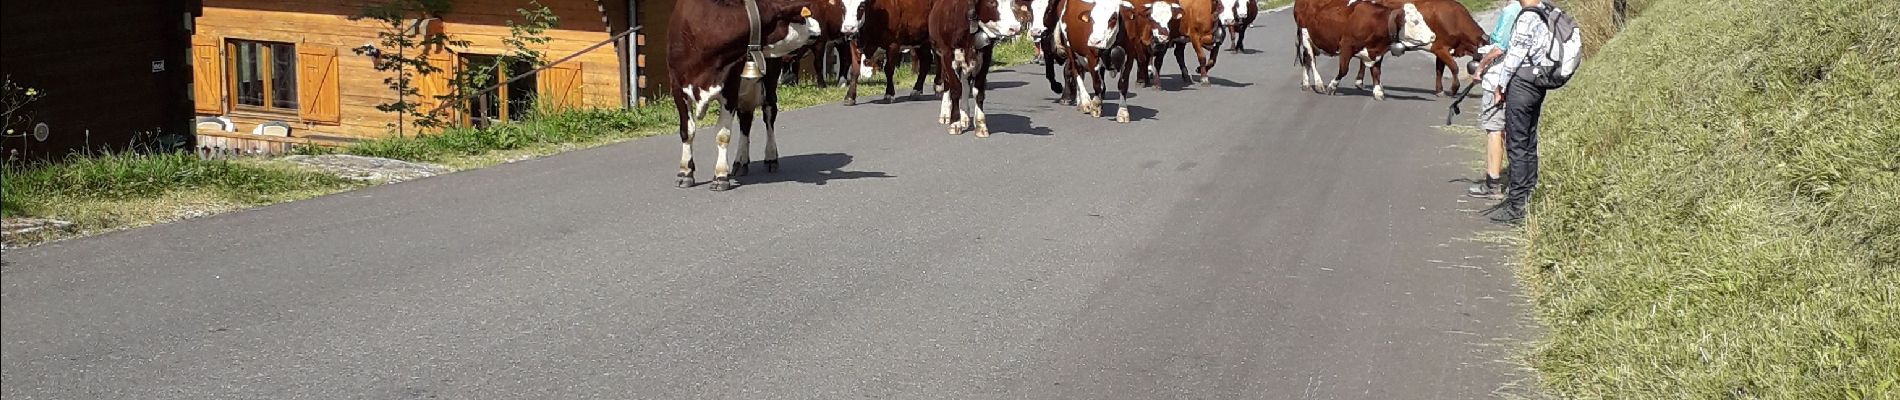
[
  {"xmin": 0, "ymin": 39, "xmax": 1037, "ymax": 246},
  {"xmin": 1522, "ymin": 0, "xmax": 1900, "ymax": 397}
]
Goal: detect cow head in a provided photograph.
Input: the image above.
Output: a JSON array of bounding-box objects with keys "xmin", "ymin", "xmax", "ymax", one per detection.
[
  {"xmin": 764, "ymin": 1, "xmax": 824, "ymax": 57},
  {"xmin": 1387, "ymin": 3, "xmax": 1434, "ymax": 55},
  {"xmin": 976, "ymin": 0, "xmax": 1024, "ymax": 41},
  {"xmin": 1078, "ymin": 0, "xmax": 1133, "ymax": 49},
  {"xmin": 1136, "ymin": 0, "xmax": 1180, "ymax": 44},
  {"xmin": 839, "ymin": 0, "xmax": 871, "ymax": 36},
  {"xmin": 1027, "ymin": 0, "xmax": 1054, "ymax": 38}
]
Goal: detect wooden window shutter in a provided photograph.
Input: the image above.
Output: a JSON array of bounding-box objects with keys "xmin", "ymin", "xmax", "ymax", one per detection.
[
  {"xmin": 417, "ymin": 50, "xmax": 457, "ymax": 123},
  {"xmin": 192, "ymin": 36, "xmax": 224, "ymax": 114},
  {"xmin": 537, "ymin": 62, "xmax": 584, "ymax": 110},
  {"xmin": 296, "ymin": 46, "xmax": 341, "ymax": 124}
]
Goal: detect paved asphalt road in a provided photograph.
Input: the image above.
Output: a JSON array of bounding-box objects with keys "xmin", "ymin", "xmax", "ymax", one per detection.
[{"xmin": 3, "ymin": 10, "xmax": 1523, "ymax": 399}]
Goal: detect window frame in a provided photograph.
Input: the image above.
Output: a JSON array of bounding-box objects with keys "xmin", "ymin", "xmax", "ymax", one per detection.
[
  {"xmin": 225, "ymin": 39, "xmax": 299, "ymax": 114},
  {"xmin": 458, "ymin": 54, "xmax": 538, "ymax": 128}
]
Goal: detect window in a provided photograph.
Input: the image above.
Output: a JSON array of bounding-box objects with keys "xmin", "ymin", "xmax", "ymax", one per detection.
[
  {"xmin": 460, "ymin": 55, "xmax": 537, "ymax": 127},
  {"xmin": 227, "ymin": 40, "xmax": 297, "ymax": 111}
]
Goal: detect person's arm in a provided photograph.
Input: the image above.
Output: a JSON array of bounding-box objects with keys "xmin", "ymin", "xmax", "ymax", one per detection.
[{"xmin": 1496, "ymin": 13, "xmax": 1540, "ymax": 76}]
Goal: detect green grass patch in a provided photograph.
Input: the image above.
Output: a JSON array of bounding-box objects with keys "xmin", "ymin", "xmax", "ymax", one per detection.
[
  {"xmin": 1518, "ymin": 0, "xmax": 1900, "ymax": 398},
  {"xmin": 1, "ymin": 152, "xmax": 362, "ymax": 243}
]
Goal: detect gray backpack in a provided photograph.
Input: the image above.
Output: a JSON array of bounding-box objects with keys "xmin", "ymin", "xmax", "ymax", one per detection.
[{"xmin": 1517, "ymin": 2, "xmax": 1583, "ymax": 89}]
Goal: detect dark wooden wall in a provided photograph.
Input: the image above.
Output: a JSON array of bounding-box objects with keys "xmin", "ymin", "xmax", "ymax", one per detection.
[{"xmin": 1, "ymin": 0, "xmax": 200, "ymax": 161}]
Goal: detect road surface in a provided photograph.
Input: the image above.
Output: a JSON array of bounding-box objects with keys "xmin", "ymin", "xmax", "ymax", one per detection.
[{"xmin": 3, "ymin": 10, "xmax": 1522, "ymax": 399}]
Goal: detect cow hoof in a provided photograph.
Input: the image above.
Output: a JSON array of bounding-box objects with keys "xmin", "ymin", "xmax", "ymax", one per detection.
[
  {"xmin": 676, "ymin": 174, "xmax": 695, "ymax": 188},
  {"xmin": 764, "ymin": 160, "xmax": 780, "ymax": 173},
  {"xmin": 911, "ymin": 90, "xmax": 925, "ymax": 99},
  {"xmin": 732, "ymin": 162, "xmax": 750, "ymax": 177},
  {"xmin": 845, "ymin": 98, "xmax": 857, "ymax": 106},
  {"xmin": 1199, "ymin": 78, "xmax": 1212, "ymax": 87},
  {"xmin": 1116, "ymin": 108, "xmax": 1130, "ymax": 123},
  {"xmin": 882, "ymin": 95, "xmax": 895, "ymax": 104},
  {"xmin": 709, "ymin": 178, "xmax": 735, "ymax": 192},
  {"xmin": 975, "ymin": 125, "xmax": 990, "ymax": 138},
  {"xmin": 948, "ymin": 121, "xmax": 967, "ymax": 135},
  {"xmin": 939, "ymin": 115, "xmax": 952, "ymax": 125}
]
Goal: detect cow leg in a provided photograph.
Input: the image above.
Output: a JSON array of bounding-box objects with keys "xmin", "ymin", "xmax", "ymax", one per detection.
[
  {"xmin": 941, "ymin": 49, "xmax": 967, "ymax": 134},
  {"xmin": 1299, "ymin": 28, "xmax": 1327, "ymax": 92},
  {"xmin": 938, "ymin": 50, "xmax": 957, "ymax": 125},
  {"xmin": 1042, "ymin": 39, "xmax": 1065, "ymax": 95},
  {"xmin": 762, "ymin": 62, "xmax": 783, "ymax": 173},
  {"xmin": 1193, "ymin": 41, "xmax": 1215, "ymax": 87},
  {"xmin": 1355, "ymin": 62, "xmax": 1366, "ymax": 89},
  {"xmin": 1071, "ymin": 63, "xmax": 1094, "ymax": 114},
  {"xmin": 1234, "ymin": 26, "xmax": 1248, "ymax": 53},
  {"xmin": 845, "ymin": 43, "xmax": 863, "ymax": 105},
  {"xmin": 1173, "ymin": 43, "xmax": 1192, "ymax": 83},
  {"xmin": 1433, "ymin": 48, "xmax": 1458, "ymax": 97},
  {"xmin": 973, "ymin": 47, "xmax": 994, "ymax": 137},
  {"xmin": 1297, "ymin": 29, "xmax": 1312, "ymax": 91},
  {"xmin": 1370, "ymin": 55, "xmax": 1387, "ymax": 100},
  {"xmin": 672, "ymin": 91, "xmax": 698, "ymax": 188},
  {"xmin": 709, "ymin": 103, "xmax": 739, "ymax": 191},
  {"xmin": 1115, "ymin": 54, "xmax": 1133, "ymax": 123},
  {"xmin": 882, "ymin": 47, "xmax": 902, "ymax": 102},
  {"xmin": 1329, "ymin": 46, "xmax": 1355, "ymax": 95},
  {"xmin": 912, "ymin": 51, "xmax": 933, "ymax": 99},
  {"xmin": 1089, "ymin": 63, "xmax": 1106, "ymax": 117}
]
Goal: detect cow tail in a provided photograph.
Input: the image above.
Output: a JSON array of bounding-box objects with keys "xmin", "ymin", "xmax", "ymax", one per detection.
[{"xmin": 1292, "ymin": 28, "xmax": 1309, "ymax": 67}]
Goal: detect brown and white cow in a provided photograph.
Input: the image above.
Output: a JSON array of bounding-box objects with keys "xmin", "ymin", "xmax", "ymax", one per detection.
[
  {"xmin": 840, "ymin": 0, "xmax": 939, "ymax": 105},
  {"xmin": 928, "ymin": 0, "xmax": 1021, "ymax": 136},
  {"xmin": 1292, "ymin": 0, "xmax": 1434, "ymax": 100},
  {"xmin": 1126, "ymin": 0, "xmax": 1181, "ymax": 88},
  {"xmin": 1061, "ymin": 0, "xmax": 1137, "ymax": 121},
  {"xmin": 1027, "ymin": 0, "xmax": 1074, "ymax": 101},
  {"xmin": 1349, "ymin": 0, "xmax": 1487, "ymax": 96},
  {"xmin": 667, "ymin": 0, "xmax": 822, "ymax": 191},
  {"xmin": 780, "ymin": 0, "xmax": 855, "ymax": 86},
  {"xmin": 1161, "ymin": 0, "xmax": 1225, "ymax": 86},
  {"xmin": 1224, "ymin": 0, "xmax": 1257, "ymax": 52}
]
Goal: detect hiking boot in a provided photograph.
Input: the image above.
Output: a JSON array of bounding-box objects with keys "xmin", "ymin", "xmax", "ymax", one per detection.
[
  {"xmin": 1482, "ymin": 201, "xmax": 1525, "ymax": 225},
  {"xmin": 1466, "ymin": 176, "xmax": 1502, "ymax": 200}
]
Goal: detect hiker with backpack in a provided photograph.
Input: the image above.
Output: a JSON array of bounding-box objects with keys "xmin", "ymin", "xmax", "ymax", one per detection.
[
  {"xmin": 1472, "ymin": 0, "xmax": 1582, "ymax": 224},
  {"xmin": 1463, "ymin": 0, "xmax": 1524, "ymax": 200}
]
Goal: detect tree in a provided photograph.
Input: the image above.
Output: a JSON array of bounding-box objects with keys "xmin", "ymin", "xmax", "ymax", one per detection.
[
  {"xmin": 350, "ymin": 0, "xmax": 466, "ymax": 136},
  {"xmin": 451, "ymin": 1, "xmax": 559, "ymax": 124}
]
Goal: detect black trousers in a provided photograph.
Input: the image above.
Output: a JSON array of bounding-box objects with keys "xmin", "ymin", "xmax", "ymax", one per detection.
[{"xmin": 1504, "ymin": 77, "xmax": 1548, "ymax": 208}]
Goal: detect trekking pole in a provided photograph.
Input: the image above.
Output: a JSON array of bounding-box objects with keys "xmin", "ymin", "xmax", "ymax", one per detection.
[{"xmin": 1445, "ymin": 82, "xmax": 1482, "ymax": 125}]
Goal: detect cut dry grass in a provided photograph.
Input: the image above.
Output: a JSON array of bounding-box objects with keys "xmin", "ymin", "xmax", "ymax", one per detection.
[{"xmin": 1518, "ymin": 0, "xmax": 1900, "ymax": 397}]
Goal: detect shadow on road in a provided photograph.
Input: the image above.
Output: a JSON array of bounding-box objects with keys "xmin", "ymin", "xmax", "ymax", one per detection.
[
  {"xmin": 986, "ymin": 80, "xmax": 1030, "ymax": 90},
  {"xmin": 985, "ymin": 114, "xmax": 1054, "ymax": 136},
  {"xmin": 741, "ymin": 153, "xmax": 894, "ymax": 186}
]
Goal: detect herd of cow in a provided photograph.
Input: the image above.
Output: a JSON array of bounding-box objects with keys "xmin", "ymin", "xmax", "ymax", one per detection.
[{"xmin": 666, "ymin": 0, "xmax": 1492, "ymax": 190}]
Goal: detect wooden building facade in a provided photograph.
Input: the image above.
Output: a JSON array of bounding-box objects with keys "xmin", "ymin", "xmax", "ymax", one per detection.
[
  {"xmin": 191, "ymin": 0, "xmax": 650, "ymax": 143},
  {"xmin": 1, "ymin": 0, "xmax": 202, "ymax": 161}
]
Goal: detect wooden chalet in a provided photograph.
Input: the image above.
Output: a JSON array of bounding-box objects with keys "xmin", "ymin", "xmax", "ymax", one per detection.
[{"xmin": 190, "ymin": 0, "xmax": 685, "ymax": 149}]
